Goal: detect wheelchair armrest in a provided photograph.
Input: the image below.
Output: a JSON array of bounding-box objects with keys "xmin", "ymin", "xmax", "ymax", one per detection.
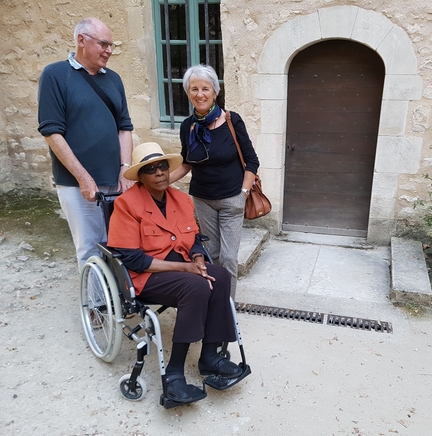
[
  {"xmin": 97, "ymin": 243, "xmax": 123, "ymax": 259},
  {"xmin": 196, "ymin": 234, "xmax": 213, "ymax": 264},
  {"xmin": 197, "ymin": 233, "xmax": 210, "ymax": 242}
]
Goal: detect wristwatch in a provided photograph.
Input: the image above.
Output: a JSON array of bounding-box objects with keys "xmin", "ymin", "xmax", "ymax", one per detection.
[{"xmin": 242, "ymin": 188, "xmax": 250, "ymax": 196}]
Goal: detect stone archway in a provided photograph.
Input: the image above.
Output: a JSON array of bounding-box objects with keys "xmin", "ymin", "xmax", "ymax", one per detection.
[{"xmin": 253, "ymin": 5, "xmax": 423, "ymax": 244}]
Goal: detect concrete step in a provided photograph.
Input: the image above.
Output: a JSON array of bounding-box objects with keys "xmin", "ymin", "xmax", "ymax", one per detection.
[
  {"xmin": 238, "ymin": 227, "xmax": 270, "ymax": 277},
  {"xmin": 389, "ymin": 237, "xmax": 432, "ymax": 305}
]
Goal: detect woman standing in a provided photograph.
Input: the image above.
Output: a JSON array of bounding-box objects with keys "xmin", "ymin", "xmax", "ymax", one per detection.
[{"xmin": 170, "ymin": 64, "xmax": 260, "ymax": 299}]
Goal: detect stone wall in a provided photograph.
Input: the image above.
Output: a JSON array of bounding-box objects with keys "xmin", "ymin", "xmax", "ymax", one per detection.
[
  {"xmin": 0, "ymin": 0, "xmax": 175, "ymax": 193},
  {"xmin": 219, "ymin": 0, "xmax": 432, "ymax": 240}
]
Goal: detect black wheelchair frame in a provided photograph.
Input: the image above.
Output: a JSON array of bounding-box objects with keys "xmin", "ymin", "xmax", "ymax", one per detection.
[{"xmin": 79, "ymin": 192, "xmax": 251, "ymax": 408}]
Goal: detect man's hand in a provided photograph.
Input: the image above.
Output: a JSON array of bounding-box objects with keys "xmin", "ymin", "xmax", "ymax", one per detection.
[
  {"xmin": 45, "ymin": 134, "xmax": 99, "ymax": 201},
  {"xmin": 78, "ymin": 176, "xmax": 99, "ymax": 202}
]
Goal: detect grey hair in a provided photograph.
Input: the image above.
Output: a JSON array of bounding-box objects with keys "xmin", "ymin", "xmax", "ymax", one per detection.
[
  {"xmin": 73, "ymin": 18, "xmax": 96, "ymax": 47},
  {"xmin": 183, "ymin": 64, "xmax": 220, "ymax": 96}
]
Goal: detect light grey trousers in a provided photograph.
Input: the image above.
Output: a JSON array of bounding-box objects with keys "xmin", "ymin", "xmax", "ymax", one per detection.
[
  {"xmin": 193, "ymin": 192, "xmax": 246, "ymax": 300},
  {"xmin": 57, "ymin": 185, "xmax": 118, "ymax": 272}
]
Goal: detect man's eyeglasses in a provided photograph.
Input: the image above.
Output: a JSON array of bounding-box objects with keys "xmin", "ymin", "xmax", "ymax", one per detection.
[
  {"xmin": 83, "ymin": 33, "xmax": 117, "ymax": 51},
  {"xmin": 140, "ymin": 160, "xmax": 170, "ymax": 175}
]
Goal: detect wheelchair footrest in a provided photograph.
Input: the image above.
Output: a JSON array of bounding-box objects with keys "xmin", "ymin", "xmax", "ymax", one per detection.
[
  {"xmin": 160, "ymin": 383, "xmax": 207, "ymax": 409},
  {"xmin": 203, "ymin": 362, "xmax": 251, "ymax": 391}
]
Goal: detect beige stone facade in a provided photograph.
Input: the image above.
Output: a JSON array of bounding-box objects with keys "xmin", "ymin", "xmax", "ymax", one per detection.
[{"xmin": 1, "ymin": 0, "xmax": 432, "ymax": 243}]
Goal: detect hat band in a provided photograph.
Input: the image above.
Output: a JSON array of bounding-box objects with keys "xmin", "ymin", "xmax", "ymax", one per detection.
[{"xmin": 140, "ymin": 152, "xmax": 164, "ymax": 163}]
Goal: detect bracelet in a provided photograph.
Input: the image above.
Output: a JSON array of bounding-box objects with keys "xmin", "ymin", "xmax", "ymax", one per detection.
[
  {"xmin": 192, "ymin": 253, "xmax": 204, "ymax": 262},
  {"xmin": 120, "ymin": 163, "xmax": 131, "ymax": 167}
]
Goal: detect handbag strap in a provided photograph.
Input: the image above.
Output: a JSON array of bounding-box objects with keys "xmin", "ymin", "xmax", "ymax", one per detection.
[
  {"xmin": 76, "ymin": 68, "xmax": 119, "ymax": 129},
  {"xmin": 226, "ymin": 111, "xmax": 246, "ymax": 171}
]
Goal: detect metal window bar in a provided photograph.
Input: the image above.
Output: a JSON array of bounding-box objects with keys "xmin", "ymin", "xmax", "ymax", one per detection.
[
  {"xmin": 185, "ymin": 0, "xmax": 193, "ymax": 115},
  {"xmin": 185, "ymin": 0, "xmax": 191, "ymax": 67},
  {"xmin": 204, "ymin": 0, "xmax": 210, "ymax": 65},
  {"xmin": 163, "ymin": 0, "xmax": 175, "ymax": 129}
]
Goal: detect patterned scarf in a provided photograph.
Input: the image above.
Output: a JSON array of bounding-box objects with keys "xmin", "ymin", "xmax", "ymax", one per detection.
[{"xmin": 188, "ymin": 103, "xmax": 222, "ymax": 152}]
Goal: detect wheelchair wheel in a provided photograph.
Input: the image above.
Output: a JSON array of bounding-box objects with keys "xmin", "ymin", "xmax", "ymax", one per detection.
[
  {"xmin": 80, "ymin": 256, "xmax": 123, "ymax": 363},
  {"xmin": 119, "ymin": 374, "xmax": 146, "ymax": 401}
]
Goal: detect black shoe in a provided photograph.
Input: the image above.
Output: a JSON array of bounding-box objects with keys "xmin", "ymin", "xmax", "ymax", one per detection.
[
  {"xmin": 198, "ymin": 356, "xmax": 243, "ymax": 379},
  {"xmin": 165, "ymin": 374, "xmax": 192, "ymax": 403},
  {"xmin": 203, "ymin": 363, "xmax": 252, "ymax": 391}
]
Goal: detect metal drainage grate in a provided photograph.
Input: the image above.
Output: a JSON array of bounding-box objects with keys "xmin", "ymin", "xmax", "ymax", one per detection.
[
  {"xmin": 235, "ymin": 302, "xmax": 324, "ymax": 324},
  {"xmin": 235, "ymin": 302, "xmax": 393, "ymax": 334},
  {"xmin": 327, "ymin": 314, "xmax": 393, "ymax": 333}
]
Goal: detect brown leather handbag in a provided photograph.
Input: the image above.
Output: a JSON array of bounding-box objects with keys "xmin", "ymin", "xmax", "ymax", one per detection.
[{"xmin": 226, "ymin": 111, "xmax": 272, "ymax": 219}]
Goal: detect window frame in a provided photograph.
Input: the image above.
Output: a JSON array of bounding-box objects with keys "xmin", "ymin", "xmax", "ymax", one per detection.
[{"xmin": 152, "ymin": 0, "xmax": 223, "ymax": 129}]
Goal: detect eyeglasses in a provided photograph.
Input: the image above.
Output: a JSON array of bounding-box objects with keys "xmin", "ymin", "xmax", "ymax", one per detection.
[
  {"xmin": 140, "ymin": 160, "xmax": 170, "ymax": 175},
  {"xmin": 83, "ymin": 33, "xmax": 117, "ymax": 51},
  {"xmin": 186, "ymin": 139, "xmax": 210, "ymax": 164}
]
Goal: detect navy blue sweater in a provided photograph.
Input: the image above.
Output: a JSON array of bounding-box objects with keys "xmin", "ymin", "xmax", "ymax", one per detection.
[
  {"xmin": 180, "ymin": 111, "xmax": 260, "ymax": 200},
  {"xmin": 38, "ymin": 60, "xmax": 133, "ymax": 187}
]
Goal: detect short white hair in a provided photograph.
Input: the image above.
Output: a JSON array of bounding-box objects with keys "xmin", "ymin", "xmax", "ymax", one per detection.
[
  {"xmin": 183, "ymin": 64, "xmax": 220, "ymax": 95},
  {"xmin": 73, "ymin": 18, "xmax": 96, "ymax": 47}
]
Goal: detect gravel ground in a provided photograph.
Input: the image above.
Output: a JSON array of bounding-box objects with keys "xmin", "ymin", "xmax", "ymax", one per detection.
[{"xmin": 1, "ymin": 211, "xmax": 432, "ymax": 435}]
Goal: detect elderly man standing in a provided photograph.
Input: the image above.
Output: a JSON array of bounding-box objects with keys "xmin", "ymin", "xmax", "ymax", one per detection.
[{"xmin": 38, "ymin": 17, "xmax": 134, "ymax": 271}]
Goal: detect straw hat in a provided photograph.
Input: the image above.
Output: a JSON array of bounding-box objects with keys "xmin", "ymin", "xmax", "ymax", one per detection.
[{"xmin": 124, "ymin": 142, "xmax": 183, "ymax": 181}]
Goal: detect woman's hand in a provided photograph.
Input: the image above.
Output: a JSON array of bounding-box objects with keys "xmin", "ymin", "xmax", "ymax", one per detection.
[
  {"xmin": 118, "ymin": 166, "xmax": 135, "ymax": 192},
  {"xmin": 169, "ymin": 164, "xmax": 192, "ymax": 184},
  {"xmin": 186, "ymin": 261, "xmax": 215, "ymax": 290},
  {"xmin": 147, "ymin": 258, "xmax": 215, "ymax": 289}
]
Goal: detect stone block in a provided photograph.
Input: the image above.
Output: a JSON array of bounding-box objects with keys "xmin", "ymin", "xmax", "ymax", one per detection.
[
  {"xmin": 22, "ymin": 137, "xmax": 46, "ymax": 151},
  {"xmin": 260, "ymin": 100, "xmax": 287, "ymax": 134},
  {"xmin": 319, "ymin": 5, "xmax": 358, "ymax": 39},
  {"xmin": 351, "ymin": 7, "xmax": 394, "ymax": 50},
  {"xmin": 382, "ymin": 75, "xmax": 423, "ymax": 101},
  {"xmin": 389, "ymin": 237, "xmax": 432, "ymax": 304},
  {"xmin": 258, "ymin": 12, "xmax": 321, "ymax": 74},
  {"xmin": 256, "ymin": 133, "xmax": 285, "ymax": 169},
  {"xmin": 259, "ymin": 167, "xmax": 282, "ymax": 214},
  {"xmin": 252, "ymin": 74, "xmax": 287, "ymax": 100},
  {"xmin": 375, "ymin": 136, "xmax": 422, "ymax": 174},
  {"xmin": 367, "ymin": 218, "xmax": 395, "ymax": 245},
  {"xmin": 237, "ymin": 227, "xmax": 270, "ymax": 277},
  {"xmin": 377, "ymin": 26, "xmax": 418, "ymax": 75},
  {"xmin": 369, "ymin": 173, "xmax": 398, "ymax": 219},
  {"xmin": 378, "ymin": 100, "xmax": 408, "ymax": 136}
]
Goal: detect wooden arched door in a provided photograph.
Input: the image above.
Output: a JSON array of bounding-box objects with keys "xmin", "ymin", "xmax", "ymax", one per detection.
[{"xmin": 283, "ymin": 40, "xmax": 385, "ymax": 237}]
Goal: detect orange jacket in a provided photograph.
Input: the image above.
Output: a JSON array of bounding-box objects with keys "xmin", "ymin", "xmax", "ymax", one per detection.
[{"xmin": 108, "ymin": 183, "xmax": 199, "ymax": 294}]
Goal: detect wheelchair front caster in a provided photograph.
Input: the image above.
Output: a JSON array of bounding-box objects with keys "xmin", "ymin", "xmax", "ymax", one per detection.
[{"xmin": 119, "ymin": 374, "xmax": 147, "ymax": 401}]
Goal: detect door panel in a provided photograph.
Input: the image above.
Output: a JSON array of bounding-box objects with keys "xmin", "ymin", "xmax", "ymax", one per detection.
[
  {"xmin": 284, "ymin": 40, "xmax": 385, "ymax": 236},
  {"xmin": 285, "ymin": 192, "xmax": 371, "ymax": 230}
]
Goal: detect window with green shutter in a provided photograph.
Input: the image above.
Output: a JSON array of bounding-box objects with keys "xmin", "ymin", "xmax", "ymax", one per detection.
[{"xmin": 152, "ymin": 0, "xmax": 224, "ymax": 128}]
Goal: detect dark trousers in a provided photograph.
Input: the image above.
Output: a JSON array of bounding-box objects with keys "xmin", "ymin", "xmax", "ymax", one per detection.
[{"xmin": 138, "ymin": 264, "xmax": 236, "ymax": 344}]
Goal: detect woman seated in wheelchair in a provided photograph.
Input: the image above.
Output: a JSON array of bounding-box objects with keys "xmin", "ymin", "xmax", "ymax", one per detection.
[{"xmin": 108, "ymin": 142, "xmax": 248, "ymax": 404}]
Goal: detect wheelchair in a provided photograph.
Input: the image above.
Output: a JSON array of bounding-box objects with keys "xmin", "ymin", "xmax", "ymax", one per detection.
[{"xmin": 79, "ymin": 192, "xmax": 251, "ymax": 408}]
